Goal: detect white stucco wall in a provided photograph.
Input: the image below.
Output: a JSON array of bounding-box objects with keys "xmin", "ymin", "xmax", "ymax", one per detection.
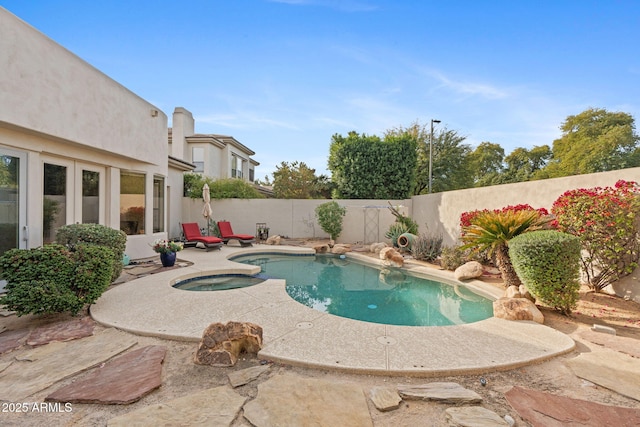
[
  {"xmin": 1, "ymin": 8, "xmax": 169, "ymax": 259},
  {"xmin": 0, "ymin": 9, "xmax": 167, "ymax": 168}
]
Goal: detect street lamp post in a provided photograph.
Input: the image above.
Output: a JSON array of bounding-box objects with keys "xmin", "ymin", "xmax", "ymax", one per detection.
[{"xmin": 429, "ymin": 119, "xmax": 441, "ymax": 193}]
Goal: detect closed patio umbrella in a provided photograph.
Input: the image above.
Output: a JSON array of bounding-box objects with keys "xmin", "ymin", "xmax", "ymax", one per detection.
[{"xmin": 202, "ymin": 183, "xmax": 212, "ymax": 235}]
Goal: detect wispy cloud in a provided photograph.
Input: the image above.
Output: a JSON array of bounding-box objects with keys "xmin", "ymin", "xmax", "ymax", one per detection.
[
  {"xmin": 267, "ymin": 0, "xmax": 379, "ymax": 12},
  {"xmin": 428, "ymin": 69, "xmax": 510, "ymax": 100},
  {"xmin": 196, "ymin": 111, "xmax": 300, "ymax": 131}
]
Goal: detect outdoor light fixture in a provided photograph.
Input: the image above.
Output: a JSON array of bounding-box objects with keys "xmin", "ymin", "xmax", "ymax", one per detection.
[{"xmin": 429, "ymin": 119, "xmax": 441, "ymax": 194}]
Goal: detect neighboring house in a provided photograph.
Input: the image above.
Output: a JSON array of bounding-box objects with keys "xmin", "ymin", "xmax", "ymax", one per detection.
[
  {"xmin": 0, "ymin": 8, "xmax": 180, "ymax": 260},
  {"xmin": 169, "ymin": 107, "xmax": 258, "ymax": 183}
]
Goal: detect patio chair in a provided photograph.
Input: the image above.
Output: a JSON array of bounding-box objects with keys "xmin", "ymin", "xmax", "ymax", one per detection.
[
  {"xmin": 217, "ymin": 221, "xmax": 255, "ymax": 247},
  {"xmin": 181, "ymin": 223, "xmax": 223, "ymax": 251}
]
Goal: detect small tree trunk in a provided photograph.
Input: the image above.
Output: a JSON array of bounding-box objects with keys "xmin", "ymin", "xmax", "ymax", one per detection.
[{"xmin": 495, "ymin": 244, "xmax": 522, "ymax": 288}]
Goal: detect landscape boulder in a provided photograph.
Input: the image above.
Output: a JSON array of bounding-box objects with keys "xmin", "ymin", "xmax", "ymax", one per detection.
[
  {"xmin": 194, "ymin": 321, "xmax": 263, "ymax": 367},
  {"xmin": 370, "ymin": 242, "xmax": 388, "ymax": 254},
  {"xmin": 331, "ymin": 244, "xmax": 351, "ymax": 255},
  {"xmin": 493, "ymin": 298, "xmax": 544, "ymax": 324},
  {"xmin": 380, "ymin": 247, "xmax": 404, "ymax": 267},
  {"xmin": 454, "ymin": 261, "xmax": 484, "ymax": 280},
  {"xmin": 265, "ymin": 235, "xmax": 281, "ymax": 245}
]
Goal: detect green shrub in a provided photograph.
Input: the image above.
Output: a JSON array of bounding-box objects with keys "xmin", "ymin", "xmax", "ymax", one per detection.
[
  {"xmin": 509, "ymin": 230, "xmax": 581, "ymax": 315},
  {"xmin": 439, "ymin": 245, "xmax": 490, "ymax": 271},
  {"xmin": 56, "ymin": 223, "xmax": 126, "ymax": 282},
  {"xmin": 411, "ymin": 233, "xmax": 443, "ymax": 262},
  {"xmin": 315, "ymin": 201, "xmax": 347, "ymax": 240},
  {"xmin": 0, "ymin": 244, "xmax": 113, "ymax": 316}
]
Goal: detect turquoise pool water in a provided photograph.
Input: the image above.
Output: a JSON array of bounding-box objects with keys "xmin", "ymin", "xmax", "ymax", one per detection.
[{"xmin": 232, "ymin": 253, "xmax": 493, "ymax": 327}]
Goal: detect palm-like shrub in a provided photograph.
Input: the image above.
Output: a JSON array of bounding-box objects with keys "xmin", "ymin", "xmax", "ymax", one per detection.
[{"xmin": 461, "ymin": 209, "xmax": 551, "ymax": 287}]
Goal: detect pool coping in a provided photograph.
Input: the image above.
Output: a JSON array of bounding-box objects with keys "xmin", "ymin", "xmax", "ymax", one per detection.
[{"xmin": 90, "ymin": 245, "xmax": 576, "ymax": 377}]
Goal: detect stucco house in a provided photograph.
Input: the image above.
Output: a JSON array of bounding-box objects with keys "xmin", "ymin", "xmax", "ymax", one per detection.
[{"xmin": 0, "ymin": 8, "xmax": 257, "ymax": 261}]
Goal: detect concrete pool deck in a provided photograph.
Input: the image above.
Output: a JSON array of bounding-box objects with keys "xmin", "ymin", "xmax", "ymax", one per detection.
[{"xmin": 91, "ymin": 245, "xmax": 576, "ymax": 376}]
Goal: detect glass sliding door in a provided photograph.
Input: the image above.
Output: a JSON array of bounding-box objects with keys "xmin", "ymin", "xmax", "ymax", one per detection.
[
  {"xmin": 43, "ymin": 163, "xmax": 67, "ymax": 243},
  {"xmin": 153, "ymin": 176, "xmax": 164, "ymax": 233},
  {"xmin": 0, "ymin": 152, "xmax": 25, "ymax": 256},
  {"xmin": 82, "ymin": 169, "xmax": 100, "ymax": 224},
  {"xmin": 120, "ymin": 171, "xmax": 145, "ymax": 235}
]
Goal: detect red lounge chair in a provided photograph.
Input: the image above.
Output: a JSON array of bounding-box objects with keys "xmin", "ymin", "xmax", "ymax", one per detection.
[
  {"xmin": 217, "ymin": 221, "xmax": 255, "ymax": 247},
  {"xmin": 181, "ymin": 223, "xmax": 223, "ymax": 251}
]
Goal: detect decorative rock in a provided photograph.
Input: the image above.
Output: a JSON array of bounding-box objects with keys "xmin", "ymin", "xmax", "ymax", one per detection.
[
  {"xmin": 314, "ymin": 244, "xmax": 329, "ymax": 254},
  {"xmin": 398, "ymin": 382, "xmax": 482, "ymax": 404},
  {"xmin": 565, "ymin": 349, "xmax": 640, "ymax": 401},
  {"xmin": 107, "ymin": 386, "xmax": 247, "ymax": 427},
  {"xmin": 503, "ymin": 285, "xmax": 522, "ymax": 299},
  {"xmin": 0, "ymin": 329, "xmax": 29, "ymax": 355},
  {"xmin": 266, "ymin": 235, "xmax": 281, "ymax": 245},
  {"xmin": 380, "ymin": 247, "xmax": 404, "ymax": 267},
  {"xmin": 519, "ymin": 285, "xmax": 535, "ymax": 302},
  {"xmin": 228, "ymin": 364, "xmax": 270, "ymax": 388},
  {"xmin": 332, "ymin": 244, "xmax": 352, "ymax": 254},
  {"xmin": 27, "ymin": 316, "xmax": 95, "ymax": 346},
  {"xmin": 46, "ymin": 345, "xmax": 166, "ymax": 404},
  {"xmin": 369, "ymin": 386, "xmax": 402, "ymax": 412},
  {"xmin": 0, "ymin": 328, "xmax": 137, "ymax": 401},
  {"xmin": 591, "ymin": 324, "xmax": 616, "ymax": 335},
  {"xmin": 194, "ymin": 321, "xmax": 263, "ymax": 367},
  {"xmin": 505, "ymin": 386, "xmax": 640, "ymax": 427},
  {"xmin": 454, "ymin": 261, "xmax": 484, "ymax": 280},
  {"xmin": 243, "ymin": 373, "xmax": 373, "ymax": 427},
  {"xmin": 370, "ymin": 242, "xmax": 388, "ymax": 253},
  {"xmin": 576, "ymin": 330, "xmax": 640, "ymax": 358},
  {"xmin": 493, "ymin": 297, "xmax": 544, "ymax": 324},
  {"xmin": 445, "ymin": 406, "xmax": 509, "ymax": 426}
]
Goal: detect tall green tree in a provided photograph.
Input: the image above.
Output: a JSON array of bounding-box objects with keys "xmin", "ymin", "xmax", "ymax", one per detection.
[
  {"xmin": 272, "ymin": 161, "xmax": 324, "ymax": 199},
  {"xmin": 428, "ymin": 129, "xmax": 474, "ymax": 193},
  {"xmin": 496, "ymin": 145, "xmax": 552, "ymax": 184},
  {"xmin": 385, "ymin": 123, "xmax": 473, "ymax": 194},
  {"xmin": 328, "ymin": 131, "xmax": 417, "ymax": 199},
  {"xmin": 542, "ymin": 108, "xmax": 640, "ymax": 178},
  {"xmin": 469, "ymin": 141, "xmax": 505, "ymax": 187}
]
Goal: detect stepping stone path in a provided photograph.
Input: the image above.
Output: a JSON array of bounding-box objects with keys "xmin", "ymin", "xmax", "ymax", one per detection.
[
  {"xmin": 46, "ymin": 345, "xmax": 166, "ymax": 404},
  {"xmin": 445, "ymin": 406, "xmax": 510, "ymax": 427},
  {"xmin": 565, "ymin": 347, "xmax": 640, "ymax": 401},
  {"xmin": 27, "ymin": 316, "xmax": 95, "ymax": 346},
  {"xmin": 398, "ymin": 382, "xmax": 483, "ymax": 404},
  {"xmin": 0, "ymin": 328, "xmax": 137, "ymax": 400},
  {"xmin": 228, "ymin": 364, "xmax": 270, "ymax": 388},
  {"xmin": 369, "ymin": 386, "xmax": 402, "ymax": 412},
  {"xmin": 107, "ymin": 386, "xmax": 247, "ymax": 427},
  {"xmin": 505, "ymin": 386, "xmax": 640, "ymax": 427},
  {"xmin": 577, "ymin": 329, "xmax": 640, "ymax": 358},
  {"xmin": 243, "ymin": 372, "xmax": 373, "ymax": 427}
]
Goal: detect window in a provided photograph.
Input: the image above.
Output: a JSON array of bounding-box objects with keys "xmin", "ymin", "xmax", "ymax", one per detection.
[
  {"xmin": 192, "ymin": 147, "xmax": 204, "ymax": 173},
  {"xmin": 153, "ymin": 176, "xmax": 164, "ymax": 233},
  {"xmin": 82, "ymin": 170, "xmax": 100, "ymax": 224},
  {"xmin": 120, "ymin": 171, "xmax": 145, "ymax": 235},
  {"xmin": 43, "ymin": 163, "xmax": 67, "ymax": 243},
  {"xmin": 231, "ymin": 156, "xmax": 243, "ymax": 179},
  {"xmin": 0, "ymin": 153, "xmax": 22, "ymax": 256}
]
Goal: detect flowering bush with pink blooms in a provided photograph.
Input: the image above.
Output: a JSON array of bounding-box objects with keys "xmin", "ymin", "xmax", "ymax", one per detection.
[{"xmin": 551, "ymin": 180, "xmax": 640, "ymax": 290}]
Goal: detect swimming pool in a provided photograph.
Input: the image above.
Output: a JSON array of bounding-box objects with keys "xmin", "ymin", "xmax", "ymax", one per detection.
[{"xmin": 231, "ymin": 253, "xmax": 493, "ymax": 326}]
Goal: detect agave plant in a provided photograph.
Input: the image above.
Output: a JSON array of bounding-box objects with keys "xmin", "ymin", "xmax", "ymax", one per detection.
[{"xmin": 460, "ymin": 209, "xmax": 552, "ymax": 287}]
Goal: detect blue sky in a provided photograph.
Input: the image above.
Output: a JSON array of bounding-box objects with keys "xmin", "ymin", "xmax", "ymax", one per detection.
[{"xmin": 3, "ymin": 1, "xmax": 640, "ymax": 179}]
